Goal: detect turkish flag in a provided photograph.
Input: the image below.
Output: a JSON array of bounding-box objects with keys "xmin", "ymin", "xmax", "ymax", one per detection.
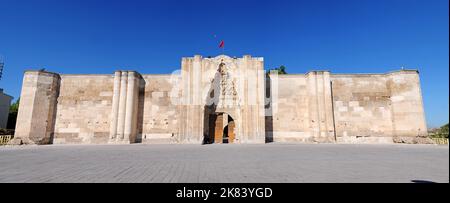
[{"xmin": 219, "ymin": 40, "xmax": 224, "ymax": 48}]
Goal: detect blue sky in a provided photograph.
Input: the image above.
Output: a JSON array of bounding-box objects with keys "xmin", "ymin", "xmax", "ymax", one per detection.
[{"xmin": 0, "ymin": 0, "xmax": 448, "ymax": 127}]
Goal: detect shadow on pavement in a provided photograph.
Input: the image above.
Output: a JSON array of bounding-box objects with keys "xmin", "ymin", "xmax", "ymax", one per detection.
[{"xmin": 411, "ymin": 180, "xmax": 436, "ymax": 183}]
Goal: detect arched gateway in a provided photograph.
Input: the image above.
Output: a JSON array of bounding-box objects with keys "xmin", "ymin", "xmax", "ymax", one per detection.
[
  {"xmin": 177, "ymin": 55, "xmax": 266, "ymax": 144},
  {"xmin": 202, "ymin": 58, "xmax": 241, "ymax": 144}
]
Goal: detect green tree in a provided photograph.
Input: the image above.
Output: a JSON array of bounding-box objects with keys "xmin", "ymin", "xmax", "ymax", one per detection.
[
  {"xmin": 430, "ymin": 123, "xmax": 449, "ymax": 138},
  {"xmin": 437, "ymin": 123, "xmax": 449, "ymax": 138},
  {"xmin": 7, "ymin": 98, "xmax": 19, "ymax": 130},
  {"xmin": 267, "ymin": 65, "xmax": 287, "ymax": 75}
]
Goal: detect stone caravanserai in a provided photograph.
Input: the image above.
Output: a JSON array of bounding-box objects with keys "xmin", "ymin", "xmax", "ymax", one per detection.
[{"xmin": 9, "ymin": 55, "xmax": 429, "ymax": 145}]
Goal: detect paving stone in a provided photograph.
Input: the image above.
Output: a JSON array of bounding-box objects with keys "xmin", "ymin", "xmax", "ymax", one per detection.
[{"xmin": 0, "ymin": 144, "xmax": 448, "ymax": 183}]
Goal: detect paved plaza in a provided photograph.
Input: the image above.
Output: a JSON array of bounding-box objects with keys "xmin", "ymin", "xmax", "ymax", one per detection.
[{"xmin": 0, "ymin": 144, "xmax": 448, "ymax": 183}]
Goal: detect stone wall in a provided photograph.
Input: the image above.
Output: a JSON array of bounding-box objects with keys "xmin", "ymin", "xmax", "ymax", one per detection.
[
  {"xmin": 268, "ymin": 75, "xmax": 310, "ymax": 142},
  {"xmin": 10, "ymin": 71, "xmax": 60, "ymax": 145},
  {"xmin": 53, "ymin": 75, "xmax": 113, "ymax": 144},
  {"xmin": 0, "ymin": 89, "xmax": 13, "ymax": 128},
  {"xmin": 268, "ymin": 71, "xmax": 335, "ymax": 143},
  {"xmin": 267, "ymin": 70, "xmax": 427, "ymax": 144},
  {"xmin": 330, "ymin": 70, "xmax": 428, "ymax": 144},
  {"xmin": 141, "ymin": 74, "xmax": 179, "ymax": 144},
  {"xmin": 387, "ymin": 70, "xmax": 428, "ymax": 143},
  {"xmin": 331, "ymin": 74, "xmax": 394, "ymax": 143},
  {"xmin": 10, "ymin": 57, "xmax": 428, "ymax": 145}
]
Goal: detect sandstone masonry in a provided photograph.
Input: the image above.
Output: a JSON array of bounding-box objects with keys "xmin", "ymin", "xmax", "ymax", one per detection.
[{"xmin": 9, "ymin": 55, "xmax": 429, "ymax": 145}]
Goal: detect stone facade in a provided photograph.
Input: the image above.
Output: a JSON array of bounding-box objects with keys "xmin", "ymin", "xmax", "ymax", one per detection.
[
  {"xmin": 0, "ymin": 89, "xmax": 13, "ymax": 129},
  {"xmin": 53, "ymin": 74, "xmax": 114, "ymax": 144},
  {"xmin": 10, "ymin": 71, "xmax": 60, "ymax": 145},
  {"xmin": 9, "ymin": 55, "xmax": 429, "ymax": 145}
]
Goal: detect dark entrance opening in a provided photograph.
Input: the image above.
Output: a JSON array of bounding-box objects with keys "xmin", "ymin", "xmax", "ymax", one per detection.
[{"xmin": 223, "ymin": 126, "xmax": 229, "ymax": 143}]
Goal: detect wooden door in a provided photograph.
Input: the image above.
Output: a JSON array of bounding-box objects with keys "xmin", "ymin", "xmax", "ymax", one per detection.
[
  {"xmin": 214, "ymin": 114, "xmax": 223, "ymax": 143},
  {"xmin": 207, "ymin": 114, "xmax": 216, "ymax": 144}
]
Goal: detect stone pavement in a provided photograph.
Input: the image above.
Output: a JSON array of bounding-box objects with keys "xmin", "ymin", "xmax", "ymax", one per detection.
[{"xmin": 0, "ymin": 144, "xmax": 448, "ymax": 183}]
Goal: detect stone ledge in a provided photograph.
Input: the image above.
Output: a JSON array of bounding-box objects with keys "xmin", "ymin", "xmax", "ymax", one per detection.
[
  {"xmin": 393, "ymin": 136, "xmax": 435, "ymax": 144},
  {"xmin": 337, "ymin": 136, "xmax": 394, "ymax": 144},
  {"xmin": 7, "ymin": 137, "xmax": 37, "ymax": 145}
]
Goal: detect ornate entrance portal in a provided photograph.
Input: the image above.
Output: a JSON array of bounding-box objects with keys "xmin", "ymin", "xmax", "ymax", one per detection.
[{"xmin": 180, "ymin": 55, "xmax": 266, "ymax": 144}]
